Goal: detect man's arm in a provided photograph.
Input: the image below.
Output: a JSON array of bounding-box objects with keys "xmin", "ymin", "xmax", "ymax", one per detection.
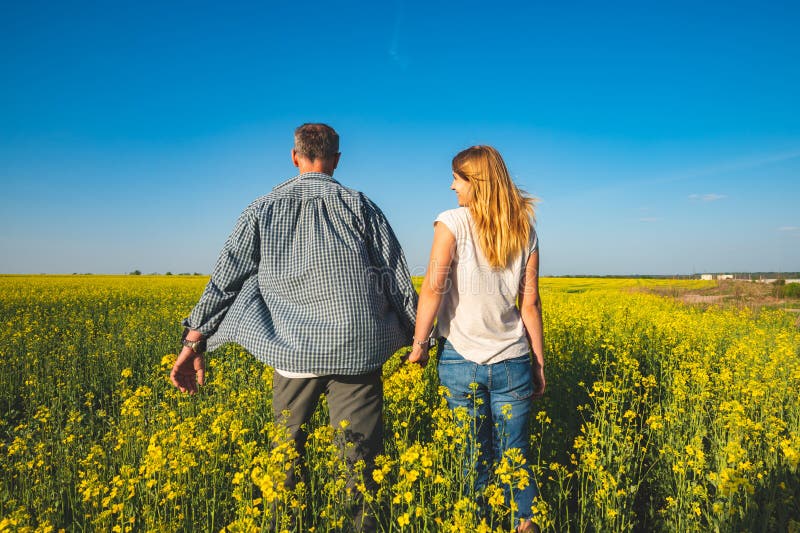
[
  {"xmin": 171, "ymin": 205, "xmax": 260, "ymax": 393},
  {"xmin": 183, "ymin": 205, "xmax": 260, "ymax": 336},
  {"xmin": 362, "ymin": 196, "xmax": 418, "ymax": 338}
]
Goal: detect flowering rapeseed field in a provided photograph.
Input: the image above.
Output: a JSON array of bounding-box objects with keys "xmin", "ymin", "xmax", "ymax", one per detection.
[{"xmin": 1, "ymin": 275, "xmax": 798, "ymax": 532}]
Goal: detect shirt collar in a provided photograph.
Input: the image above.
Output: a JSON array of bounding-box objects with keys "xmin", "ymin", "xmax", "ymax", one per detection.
[{"xmin": 273, "ymin": 172, "xmax": 340, "ymax": 191}]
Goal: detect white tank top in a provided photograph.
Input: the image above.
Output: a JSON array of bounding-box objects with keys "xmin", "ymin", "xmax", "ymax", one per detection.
[{"xmin": 434, "ymin": 208, "xmax": 538, "ymax": 364}]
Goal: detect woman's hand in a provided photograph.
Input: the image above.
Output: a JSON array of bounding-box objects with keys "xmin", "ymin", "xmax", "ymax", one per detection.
[{"xmin": 532, "ymin": 363, "xmax": 546, "ymax": 398}]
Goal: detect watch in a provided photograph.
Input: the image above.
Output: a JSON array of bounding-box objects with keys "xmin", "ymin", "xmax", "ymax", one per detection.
[
  {"xmin": 181, "ymin": 328, "xmax": 207, "ymax": 354},
  {"xmin": 182, "ymin": 338, "xmax": 206, "ymax": 354}
]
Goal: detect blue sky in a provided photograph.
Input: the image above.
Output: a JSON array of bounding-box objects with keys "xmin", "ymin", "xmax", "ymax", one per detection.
[{"xmin": 1, "ymin": 0, "xmax": 798, "ymax": 275}]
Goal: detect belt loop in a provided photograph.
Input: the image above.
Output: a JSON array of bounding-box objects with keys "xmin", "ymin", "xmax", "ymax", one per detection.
[{"xmin": 435, "ymin": 337, "xmax": 445, "ymax": 359}]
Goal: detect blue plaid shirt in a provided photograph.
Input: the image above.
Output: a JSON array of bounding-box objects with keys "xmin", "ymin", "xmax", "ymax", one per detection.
[{"xmin": 184, "ymin": 172, "xmax": 418, "ymax": 375}]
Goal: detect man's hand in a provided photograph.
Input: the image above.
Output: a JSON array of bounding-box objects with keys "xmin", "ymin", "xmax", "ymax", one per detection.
[{"xmin": 170, "ymin": 349, "xmax": 205, "ymax": 394}]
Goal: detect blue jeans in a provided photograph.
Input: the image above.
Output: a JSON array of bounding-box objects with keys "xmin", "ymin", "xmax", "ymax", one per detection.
[{"xmin": 437, "ymin": 340, "xmax": 539, "ymax": 520}]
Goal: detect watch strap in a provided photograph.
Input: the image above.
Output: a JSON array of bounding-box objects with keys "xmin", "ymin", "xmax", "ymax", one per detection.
[{"xmin": 181, "ymin": 328, "xmax": 207, "ymax": 354}]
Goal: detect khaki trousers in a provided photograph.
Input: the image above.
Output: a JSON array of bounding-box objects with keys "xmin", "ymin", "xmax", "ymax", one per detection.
[{"xmin": 272, "ymin": 369, "xmax": 383, "ymax": 530}]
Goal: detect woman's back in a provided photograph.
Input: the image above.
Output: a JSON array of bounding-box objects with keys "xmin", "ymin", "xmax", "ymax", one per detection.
[{"xmin": 435, "ymin": 207, "xmax": 538, "ymax": 364}]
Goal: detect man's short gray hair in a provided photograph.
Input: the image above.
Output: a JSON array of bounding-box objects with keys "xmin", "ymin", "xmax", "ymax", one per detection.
[{"xmin": 294, "ymin": 123, "xmax": 339, "ymax": 161}]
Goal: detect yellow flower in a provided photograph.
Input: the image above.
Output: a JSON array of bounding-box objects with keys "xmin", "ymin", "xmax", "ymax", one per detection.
[{"xmin": 397, "ymin": 513, "xmax": 410, "ymax": 527}]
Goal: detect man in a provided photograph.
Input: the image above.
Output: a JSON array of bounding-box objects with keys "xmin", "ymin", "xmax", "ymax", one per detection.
[{"xmin": 170, "ymin": 123, "xmax": 418, "ymax": 530}]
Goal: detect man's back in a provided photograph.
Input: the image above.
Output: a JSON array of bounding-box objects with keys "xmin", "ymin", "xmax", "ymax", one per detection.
[{"xmin": 185, "ymin": 172, "xmax": 417, "ymax": 375}]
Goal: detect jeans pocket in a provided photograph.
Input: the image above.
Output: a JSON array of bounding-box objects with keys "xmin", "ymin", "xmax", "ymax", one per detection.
[
  {"xmin": 437, "ymin": 341, "xmax": 462, "ymax": 364},
  {"xmin": 437, "ymin": 345, "xmax": 477, "ymax": 401},
  {"xmin": 504, "ymin": 355, "xmax": 534, "ymax": 401}
]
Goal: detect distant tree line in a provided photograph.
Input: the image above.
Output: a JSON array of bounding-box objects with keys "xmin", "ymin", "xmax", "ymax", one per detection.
[
  {"xmin": 772, "ymin": 278, "xmax": 800, "ymax": 298},
  {"xmin": 128, "ymin": 270, "xmax": 204, "ymax": 276},
  {"xmin": 551, "ymin": 272, "xmax": 800, "ymax": 280}
]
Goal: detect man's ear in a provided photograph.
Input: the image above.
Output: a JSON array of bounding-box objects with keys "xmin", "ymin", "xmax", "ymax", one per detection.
[
  {"xmin": 291, "ymin": 149, "xmax": 300, "ymax": 168},
  {"xmin": 332, "ymin": 152, "xmax": 341, "ymax": 169}
]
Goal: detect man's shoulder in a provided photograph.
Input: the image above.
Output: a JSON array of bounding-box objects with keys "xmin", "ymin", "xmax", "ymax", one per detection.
[
  {"xmin": 269, "ymin": 173, "xmax": 367, "ymax": 201},
  {"xmin": 242, "ymin": 193, "xmax": 275, "ymax": 213},
  {"xmin": 241, "ymin": 175, "xmax": 372, "ymax": 215}
]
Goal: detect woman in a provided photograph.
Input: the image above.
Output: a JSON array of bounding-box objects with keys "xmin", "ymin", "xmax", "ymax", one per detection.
[{"xmin": 408, "ymin": 145, "xmax": 544, "ymax": 533}]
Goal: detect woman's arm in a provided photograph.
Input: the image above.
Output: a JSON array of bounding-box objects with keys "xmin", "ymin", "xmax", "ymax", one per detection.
[
  {"xmin": 519, "ymin": 250, "xmax": 546, "ymax": 396},
  {"xmin": 408, "ymin": 222, "xmax": 456, "ymax": 365}
]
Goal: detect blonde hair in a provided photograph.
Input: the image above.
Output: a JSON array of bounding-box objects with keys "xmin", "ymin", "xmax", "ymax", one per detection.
[{"xmin": 452, "ymin": 145, "xmax": 536, "ymax": 269}]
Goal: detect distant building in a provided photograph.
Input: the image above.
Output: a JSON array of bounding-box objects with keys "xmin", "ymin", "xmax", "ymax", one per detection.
[{"xmin": 700, "ymin": 273, "xmax": 734, "ymax": 280}]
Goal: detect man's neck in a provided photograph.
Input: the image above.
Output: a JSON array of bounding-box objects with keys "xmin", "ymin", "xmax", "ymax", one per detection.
[
  {"xmin": 293, "ymin": 151, "xmax": 339, "ymax": 176},
  {"xmin": 297, "ymin": 161, "xmax": 335, "ymax": 176}
]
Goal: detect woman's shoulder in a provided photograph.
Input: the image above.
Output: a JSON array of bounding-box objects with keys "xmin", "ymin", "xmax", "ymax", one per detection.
[
  {"xmin": 435, "ymin": 207, "xmax": 471, "ymax": 234},
  {"xmin": 436, "ymin": 207, "xmax": 470, "ymax": 223},
  {"xmin": 435, "ymin": 208, "xmax": 474, "ymax": 245}
]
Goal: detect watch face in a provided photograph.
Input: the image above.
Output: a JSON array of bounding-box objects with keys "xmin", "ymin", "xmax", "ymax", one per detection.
[{"xmin": 183, "ymin": 338, "xmax": 205, "ymax": 353}]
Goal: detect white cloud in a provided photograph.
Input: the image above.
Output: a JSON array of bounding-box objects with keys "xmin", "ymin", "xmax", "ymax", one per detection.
[
  {"xmin": 703, "ymin": 193, "xmax": 727, "ymax": 201},
  {"xmin": 667, "ymin": 148, "xmax": 800, "ymax": 184},
  {"xmin": 689, "ymin": 193, "xmax": 727, "ymax": 202},
  {"xmin": 639, "ymin": 217, "xmax": 660, "ymax": 223},
  {"xmin": 778, "ymin": 226, "xmax": 800, "ymax": 232},
  {"xmin": 388, "ymin": 0, "xmax": 409, "ymax": 69}
]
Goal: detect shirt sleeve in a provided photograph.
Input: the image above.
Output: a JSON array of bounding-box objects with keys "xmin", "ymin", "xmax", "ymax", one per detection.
[
  {"xmin": 361, "ymin": 195, "xmax": 418, "ymax": 339},
  {"xmin": 434, "ymin": 209, "xmax": 462, "ymax": 241},
  {"xmin": 530, "ymin": 227, "xmax": 539, "ymax": 254},
  {"xmin": 182, "ymin": 205, "xmax": 261, "ymax": 336}
]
